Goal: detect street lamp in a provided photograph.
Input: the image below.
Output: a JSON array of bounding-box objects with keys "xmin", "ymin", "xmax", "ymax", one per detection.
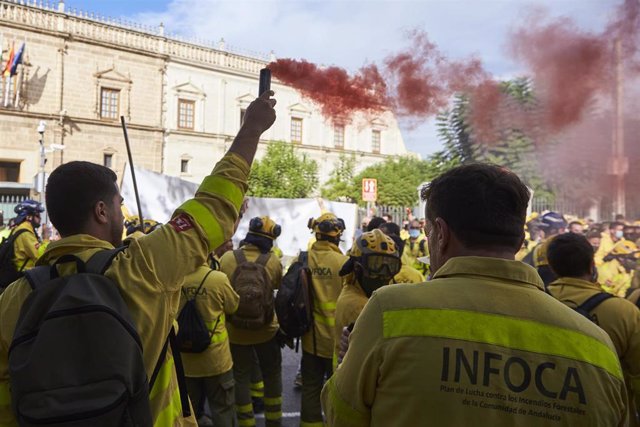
[{"xmin": 37, "ymin": 121, "xmax": 47, "ymax": 202}]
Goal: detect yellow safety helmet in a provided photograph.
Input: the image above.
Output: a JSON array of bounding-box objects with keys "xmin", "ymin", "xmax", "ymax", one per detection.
[
  {"xmin": 351, "ymin": 229, "xmax": 399, "ymax": 258},
  {"xmin": 248, "ymin": 216, "xmax": 281, "ymax": 240},
  {"xmin": 340, "ymin": 228, "xmax": 402, "ymax": 279},
  {"xmin": 308, "ymin": 212, "xmax": 345, "ymax": 237},
  {"xmin": 611, "ymin": 240, "xmax": 639, "ymax": 257}
]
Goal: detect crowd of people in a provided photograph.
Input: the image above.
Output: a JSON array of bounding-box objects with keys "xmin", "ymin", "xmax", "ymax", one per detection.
[{"xmin": 0, "ymin": 90, "xmax": 639, "ymax": 427}]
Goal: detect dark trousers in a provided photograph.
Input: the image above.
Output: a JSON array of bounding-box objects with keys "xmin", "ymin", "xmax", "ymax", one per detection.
[
  {"xmin": 301, "ymin": 351, "xmax": 333, "ymax": 426},
  {"xmin": 185, "ymin": 369, "xmax": 236, "ymax": 427},
  {"xmin": 231, "ymin": 338, "xmax": 282, "ymax": 426}
]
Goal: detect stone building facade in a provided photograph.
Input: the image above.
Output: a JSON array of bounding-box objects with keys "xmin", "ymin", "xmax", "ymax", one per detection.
[{"xmin": 0, "ymin": 0, "xmax": 409, "ymax": 214}]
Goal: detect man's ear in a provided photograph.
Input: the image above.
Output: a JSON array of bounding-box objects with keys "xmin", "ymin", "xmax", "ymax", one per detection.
[
  {"xmin": 434, "ymin": 217, "xmax": 450, "ymax": 252},
  {"xmin": 94, "ymin": 201, "xmax": 109, "ymax": 225}
]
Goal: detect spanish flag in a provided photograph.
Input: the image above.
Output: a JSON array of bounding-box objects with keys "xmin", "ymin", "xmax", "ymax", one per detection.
[{"xmin": 2, "ymin": 43, "xmax": 14, "ymax": 77}]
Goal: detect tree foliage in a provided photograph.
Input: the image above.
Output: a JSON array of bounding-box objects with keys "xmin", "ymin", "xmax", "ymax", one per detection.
[
  {"xmin": 248, "ymin": 141, "xmax": 318, "ymax": 198},
  {"xmin": 433, "ymin": 77, "xmax": 554, "ymax": 200},
  {"xmin": 320, "ymin": 153, "xmax": 357, "ymax": 202}
]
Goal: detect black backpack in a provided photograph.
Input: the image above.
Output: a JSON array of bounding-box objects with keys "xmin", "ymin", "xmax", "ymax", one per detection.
[
  {"xmin": 275, "ymin": 252, "xmax": 313, "ymax": 340},
  {"xmin": 0, "ymin": 229, "xmax": 30, "ymax": 292},
  {"xmin": 177, "ymin": 270, "xmax": 216, "ymax": 353},
  {"xmin": 8, "ymin": 249, "xmax": 190, "ymax": 427},
  {"xmin": 574, "ymin": 292, "xmax": 614, "ymax": 323}
]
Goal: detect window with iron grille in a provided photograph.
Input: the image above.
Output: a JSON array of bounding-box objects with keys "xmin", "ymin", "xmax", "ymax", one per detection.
[
  {"xmin": 334, "ymin": 125, "xmax": 345, "ymax": 149},
  {"xmin": 291, "ymin": 117, "xmax": 303, "ymax": 144},
  {"xmin": 178, "ymin": 99, "xmax": 195, "ymax": 130},
  {"xmin": 100, "ymin": 88, "xmax": 120, "ymax": 120},
  {"xmin": 372, "ymin": 130, "xmax": 381, "ymax": 154}
]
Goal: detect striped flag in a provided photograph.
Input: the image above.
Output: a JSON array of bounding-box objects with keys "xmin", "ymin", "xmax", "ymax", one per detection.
[
  {"xmin": 2, "ymin": 42, "xmax": 14, "ymax": 77},
  {"xmin": 10, "ymin": 42, "xmax": 24, "ymax": 76}
]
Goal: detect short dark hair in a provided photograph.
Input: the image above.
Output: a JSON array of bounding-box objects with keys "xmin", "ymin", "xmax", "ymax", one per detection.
[
  {"xmin": 367, "ymin": 216, "xmax": 386, "ymax": 232},
  {"xmin": 46, "ymin": 161, "xmax": 119, "ymax": 236},
  {"xmin": 547, "ymin": 233, "xmax": 593, "ymax": 278},
  {"xmin": 421, "ymin": 164, "xmax": 530, "ymax": 250},
  {"xmin": 379, "ymin": 222, "xmax": 401, "ymax": 236}
]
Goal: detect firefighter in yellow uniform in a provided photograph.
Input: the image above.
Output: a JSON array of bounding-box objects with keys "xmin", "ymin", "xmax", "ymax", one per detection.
[
  {"xmin": 547, "ymin": 233, "xmax": 640, "ymax": 426},
  {"xmin": 379, "ymin": 222, "xmax": 424, "ymax": 284},
  {"xmin": 322, "ymin": 164, "xmax": 627, "ymax": 426},
  {"xmin": 300, "ymin": 213, "xmax": 349, "ymax": 427},
  {"xmin": 599, "ymin": 240, "xmax": 638, "ymax": 297},
  {"xmin": 532, "ymin": 211, "xmax": 567, "ymax": 288},
  {"xmin": 180, "ymin": 264, "xmax": 240, "ymax": 427},
  {"xmin": 220, "ymin": 216, "xmax": 283, "ymax": 427},
  {"xmin": 402, "ymin": 219, "xmax": 428, "ymax": 276},
  {"xmin": 0, "ymin": 91, "xmax": 276, "ymax": 427},
  {"xmin": 11, "ymin": 200, "xmax": 45, "ymax": 272},
  {"xmin": 333, "ymin": 229, "xmax": 401, "ymax": 366}
]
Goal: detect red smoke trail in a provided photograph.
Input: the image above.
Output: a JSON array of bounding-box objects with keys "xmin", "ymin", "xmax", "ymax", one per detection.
[
  {"xmin": 270, "ymin": 30, "xmax": 494, "ymax": 128},
  {"xmin": 268, "ymin": 59, "xmax": 389, "ymax": 121}
]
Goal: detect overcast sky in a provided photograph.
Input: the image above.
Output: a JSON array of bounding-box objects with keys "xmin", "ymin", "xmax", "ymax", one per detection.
[{"xmin": 68, "ymin": 0, "xmax": 619, "ymax": 158}]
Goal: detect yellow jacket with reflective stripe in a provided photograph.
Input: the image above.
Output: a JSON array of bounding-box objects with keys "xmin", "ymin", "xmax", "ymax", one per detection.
[
  {"xmin": 11, "ymin": 221, "xmax": 40, "ymax": 272},
  {"xmin": 302, "ymin": 240, "xmax": 349, "ymax": 358},
  {"xmin": 322, "ymin": 256, "xmax": 628, "ymax": 427},
  {"xmin": 533, "ymin": 235, "xmax": 557, "ymax": 267},
  {"xmin": 392, "ymin": 264, "xmax": 425, "ymax": 284},
  {"xmin": 401, "ymin": 235, "xmax": 428, "ymax": 273},
  {"xmin": 333, "ymin": 276, "xmax": 368, "ymax": 363},
  {"xmin": 549, "ymin": 276, "xmax": 640, "ymax": 426},
  {"xmin": 0, "ymin": 152, "xmax": 249, "ymax": 427},
  {"xmin": 180, "ymin": 265, "xmax": 239, "ymax": 377},
  {"xmin": 599, "ymin": 259, "xmax": 634, "ymax": 297},
  {"xmin": 220, "ymin": 244, "xmax": 283, "ymax": 345}
]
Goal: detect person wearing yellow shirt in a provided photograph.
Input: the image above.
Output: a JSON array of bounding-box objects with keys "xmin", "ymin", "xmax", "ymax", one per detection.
[
  {"xmin": 547, "ymin": 232, "xmax": 640, "ymax": 426},
  {"xmin": 0, "ymin": 91, "xmax": 276, "ymax": 427},
  {"xmin": 10, "ymin": 200, "xmax": 44, "ymax": 273},
  {"xmin": 299, "ymin": 213, "xmax": 349, "ymax": 427},
  {"xmin": 180, "ymin": 264, "xmax": 240, "ymax": 427},
  {"xmin": 220, "ymin": 216, "xmax": 284, "ymax": 427},
  {"xmin": 379, "ymin": 222, "xmax": 424, "ymax": 284},
  {"xmin": 322, "ymin": 164, "xmax": 627, "ymax": 427},
  {"xmin": 402, "ymin": 219, "xmax": 429, "ymax": 276},
  {"xmin": 333, "ymin": 229, "xmax": 401, "ymax": 366},
  {"xmin": 599, "ymin": 240, "xmax": 639, "ymax": 297},
  {"xmin": 532, "ymin": 211, "xmax": 567, "ymax": 288}
]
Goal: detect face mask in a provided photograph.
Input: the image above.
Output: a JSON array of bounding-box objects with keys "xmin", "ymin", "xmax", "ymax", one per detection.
[
  {"xmin": 358, "ymin": 275, "xmax": 392, "ymax": 297},
  {"xmin": 409, "ymin": 229, "xmax": 420, "ymax": 239},
  {"xmin": 615, "ymin": 230, "xmax": 624, "ymax": 239}
]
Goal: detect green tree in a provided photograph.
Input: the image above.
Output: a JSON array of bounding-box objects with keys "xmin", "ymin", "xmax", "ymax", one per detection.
[
  {"xmin": 352, "ymin": 156, "xmax": 433, "ymax": 207},
  {"xmin": 248, "ymin": 141, "xmax": 318, "ymax": 198},
  {"xmin": 433, "ymin": 77, "xmax": 553, "ymax": 199},
  {"xmin": 320, "ymin": 153, "xmax": 357, "ymax": 202}
]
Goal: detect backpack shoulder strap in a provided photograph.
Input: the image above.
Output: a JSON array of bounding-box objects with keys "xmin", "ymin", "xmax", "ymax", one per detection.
[
  {"xmin": 23, "ymin": 265, "xmax": 52, "ymax": 290},
  {"xmin": 578, "ymin": 293, "xmax": 614, "ymax": 314},
  {"xmin": 9, "ymin": 228, "xmax": 30, "ymax": 239},
  {"xmin": 193, "ymin": 270, "xmax": 214, "ymax": 300},
  {"xmin": 86, "ymin": 247, "xmax": 126, "ymax": 275},
  {"xmin": 233, "ymin": 249, "xmax": 247, "ymax": 265},
  {"xmin": 299, "ymin": 251, "xmax": 308, "ymax": 266},
  {"xmin": 256, "ymin": 252, "xmax": 271, "ymax": 267}
]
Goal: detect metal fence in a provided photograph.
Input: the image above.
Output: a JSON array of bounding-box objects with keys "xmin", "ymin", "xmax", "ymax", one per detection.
[{"xmin": 0, "ymin": 194, "xmax": 28, "ymax": 221}]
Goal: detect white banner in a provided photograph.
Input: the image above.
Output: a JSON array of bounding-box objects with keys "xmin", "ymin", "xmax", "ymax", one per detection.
[{"xmin": 121, "ymin": 165, "xmax": 357, "ymax": 256}]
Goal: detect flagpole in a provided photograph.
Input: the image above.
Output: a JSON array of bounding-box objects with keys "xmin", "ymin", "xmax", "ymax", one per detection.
[
  {"xmin": 3, "ymin": 75, "xmax": 10, "ymax": 107},
  {"xmin": 13, "ymin": 41, "xmax": 24, "ymax": 107}
]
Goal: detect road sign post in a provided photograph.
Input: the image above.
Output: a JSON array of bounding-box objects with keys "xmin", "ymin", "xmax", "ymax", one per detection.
[{"xmin": 362, "ymin": 178, "xmax": 377, "ymax": 203}]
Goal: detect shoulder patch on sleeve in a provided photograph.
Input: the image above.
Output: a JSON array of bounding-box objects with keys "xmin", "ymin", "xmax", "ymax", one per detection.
[{"xmin": 169, "ymin": 213, "xmax": 195, "ymax": 233}]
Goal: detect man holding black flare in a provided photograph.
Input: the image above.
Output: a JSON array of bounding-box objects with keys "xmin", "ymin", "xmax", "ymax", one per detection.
[{"xmin": 0, "ymin": 87, "xmax": 276, "ymax": 426}]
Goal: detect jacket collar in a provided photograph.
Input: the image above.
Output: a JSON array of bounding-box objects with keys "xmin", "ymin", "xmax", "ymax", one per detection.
[
  {"xmin": 432, "ymin": 256, "xmax": 544, "ymax": 290},
  {"xmin": 311, "ymin": 239, "xmax": 343, "ymax": 254},
  {"xmin": 549, "ymin": 276, "xmax": 602, "ymax": 291},
  {"xmin": 37, "ymin": 234, "xmax": 114, "ymax": 266}
]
